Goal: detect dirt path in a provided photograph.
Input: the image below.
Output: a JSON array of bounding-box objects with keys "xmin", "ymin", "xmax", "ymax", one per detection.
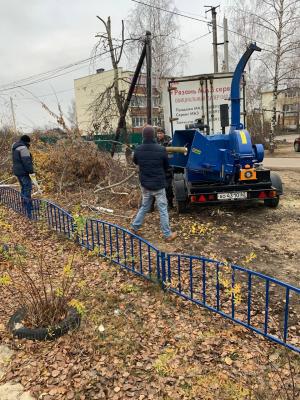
[
  {"xmin": 266, "ymin": 143, "xmax": 300, "ymax": 158},
  {"xmin": 264, "ymin": 157, "xmax": 300, "ymax": 169}
]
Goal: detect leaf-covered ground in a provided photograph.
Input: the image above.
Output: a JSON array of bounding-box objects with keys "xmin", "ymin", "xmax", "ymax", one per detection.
[
  {"xmin": 77, "ymin": 169, "xmax": 300, "ymax": 287},
  {"xmin": 0, "ymin": 206, "xmax": 299, "ymax": 400}
]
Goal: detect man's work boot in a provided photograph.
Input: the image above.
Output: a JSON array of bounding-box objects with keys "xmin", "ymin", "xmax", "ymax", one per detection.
[{"xmin": 165, "ymin": 232, "xmax": 177, "ymax": 242}]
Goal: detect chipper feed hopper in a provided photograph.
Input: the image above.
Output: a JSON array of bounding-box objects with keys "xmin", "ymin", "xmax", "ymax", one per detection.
[{"xmin": 168, "ymin": 43, "xmax": 283, "ymax": 213}]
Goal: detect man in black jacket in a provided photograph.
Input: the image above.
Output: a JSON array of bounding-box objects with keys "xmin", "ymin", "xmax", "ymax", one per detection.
[
  {"xmin": 12, "ymin": 135, "xmax": 34, "ymax": 217},
  {"xmin": 131, "ymin": 125, "xmax": 177, "ymax": 241}
]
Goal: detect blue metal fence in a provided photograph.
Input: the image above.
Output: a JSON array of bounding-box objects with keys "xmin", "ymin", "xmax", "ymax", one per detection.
[{"xmin": 0, "ymin": 187, "xmax": 299, "ymax": 354}]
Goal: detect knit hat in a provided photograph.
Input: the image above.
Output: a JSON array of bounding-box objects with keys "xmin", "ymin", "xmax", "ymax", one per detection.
[
  {"xmin": 20, "ymin": 134, "xmax": 31, "ymax": 143},
  {"xmin": 142, "ymin": 125, "xmax": 155, "ymax": 140}
]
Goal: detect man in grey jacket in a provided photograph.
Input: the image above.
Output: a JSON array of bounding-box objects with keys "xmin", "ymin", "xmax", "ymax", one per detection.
[{"xmin": 12, "ymin": 135, "xmax": 34, "ymax": 217}]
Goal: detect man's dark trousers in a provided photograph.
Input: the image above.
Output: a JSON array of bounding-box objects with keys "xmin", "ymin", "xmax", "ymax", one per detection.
[{"xmin": 17, "ymin": 175, "xmax": 32, "ymax": 218}]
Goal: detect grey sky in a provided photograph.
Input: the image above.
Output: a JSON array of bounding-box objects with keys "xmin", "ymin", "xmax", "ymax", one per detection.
[{"xmin": 0, "ymin": 0, "xmax": 229, "ymax": 131}]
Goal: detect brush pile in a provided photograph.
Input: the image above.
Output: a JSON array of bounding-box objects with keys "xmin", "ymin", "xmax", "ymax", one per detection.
[{"xmin": 32, "ymin": 138, "xmax": 129, "ymax": 193}]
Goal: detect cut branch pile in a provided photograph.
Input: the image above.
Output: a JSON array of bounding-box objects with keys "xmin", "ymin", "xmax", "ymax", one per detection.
[{"xmin": 32, "ymin": 139, "xmax": 136, "ymax": 194}]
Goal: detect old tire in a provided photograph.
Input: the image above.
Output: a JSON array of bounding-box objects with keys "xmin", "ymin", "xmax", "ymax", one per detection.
[
  {"xmin": 294, "ymin": 143, "xmax": 300, "ymax": 152},
  {"xmin": 8, "ymin": 307, "xmax": 81, "ymax": 341},
  {"xmin": 264, "ymin": 196, "xmax": 280, "ymax": 208}
]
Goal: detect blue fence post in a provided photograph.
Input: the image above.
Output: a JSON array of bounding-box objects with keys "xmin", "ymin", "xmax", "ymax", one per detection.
[{"xmin": 160, "ymin": 251, "xmax": 166, "ymax": 287}]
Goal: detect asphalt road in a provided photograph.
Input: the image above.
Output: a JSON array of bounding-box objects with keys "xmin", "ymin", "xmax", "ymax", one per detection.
[
  {"xmin": 275, "ymin": 133, "xmax": 299, "ymax": 143},
  {"xmin": 263, "ymin": 157, "xmax": 300, "ymax": 170}
]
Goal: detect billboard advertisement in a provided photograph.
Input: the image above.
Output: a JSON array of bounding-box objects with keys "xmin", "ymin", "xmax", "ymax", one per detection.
[{"xmin": 164, "ymin": 74, "xmax": 245, "ymax": 135}]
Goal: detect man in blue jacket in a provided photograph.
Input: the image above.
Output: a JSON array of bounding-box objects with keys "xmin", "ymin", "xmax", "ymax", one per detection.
[
  {"xmin": 131, "ymin": 125, "xmax": 177, "ymax": 241},
  {"xmin": 12, "ymin": 135, "xmax": 34, "ymax": 217}
]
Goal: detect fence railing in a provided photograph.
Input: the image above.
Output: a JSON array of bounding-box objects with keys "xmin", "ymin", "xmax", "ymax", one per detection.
[{"xmin": 0, "ymin": 187, "xmax": 299, "ymax": 354}]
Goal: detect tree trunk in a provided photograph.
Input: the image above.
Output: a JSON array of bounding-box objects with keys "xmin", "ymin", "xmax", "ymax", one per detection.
[
  {"xmin": 106, "ymin": 17, "xmax": 128, "ymax": 145},
  {"xmin": 269, "ymin": 0, "xmax": 284, "ymax": 154}
]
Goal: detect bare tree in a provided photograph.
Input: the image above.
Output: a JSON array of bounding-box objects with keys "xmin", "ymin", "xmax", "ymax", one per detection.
[
  {"xmin": 90, "ymin": 4, "xmax": 185, "ymax": 138},
  {"xmin": 41, "ymin": 101, "xmax": 72, "ymax": 135},
  {"xmin": 257, "ymin": 0, "xmax": 300, "ymax": 151},
  {"xmin": 127, "ymin": 0, "xmax": 185, "ymax": 80},
  {"xmin": 228, "ymin": 1, "xmax": 270, "ymax": 113},
  {"xmin": 90, "ymin": 17, "xmax": 130, "ymax": 141},
  {"xmin": 229, "ymin": 0, "xmax": 300, "ymax": 152},
  {"xmin": 67, "ymin": 99, "xmax": 78, "ymax": 131}
]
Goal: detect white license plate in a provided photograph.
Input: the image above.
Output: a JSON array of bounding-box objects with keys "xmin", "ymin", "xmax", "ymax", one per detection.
[{"xmin": 217, "ymin": 191, "xmax": 248, "ymax": 200}]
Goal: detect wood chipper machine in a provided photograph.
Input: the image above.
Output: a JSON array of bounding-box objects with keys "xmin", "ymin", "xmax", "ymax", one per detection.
[{"xmin": 167, "ymin": 43, "xmax": 283, "ymax": 213}]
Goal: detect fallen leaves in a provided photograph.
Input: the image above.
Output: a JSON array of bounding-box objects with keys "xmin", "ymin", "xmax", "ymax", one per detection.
[
  {"xmin": 0, "ymin": 206, "xmax": 299, "ymax": 400},
  {"xmin": 269, "ymin": 352, "xmax": 280, "ymax": 362}
]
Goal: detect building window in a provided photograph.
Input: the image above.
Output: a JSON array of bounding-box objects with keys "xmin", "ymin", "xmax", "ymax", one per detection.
[
  {"xmin": 131, "ymin": 117, "xmax": 160, "ymax": 127},
  {"xmin": 152, "ymin": 117, "xmax": 159, "ymax": 126},
  {"xmin": 153, "ymin": 97, "xmax": 160, "ymax": 108},
  {"xmin": 131, "ymin": 95, "xmax": 160, "ymax": 108},
  {"xmin": 131, "ymin": 96, "xmax": 146, "ymax": 107},
  {"xmin": 284, "ymin": 90, "xmax": 300, "ymax": 98},
  {"xmin": 283, "ymin": 104, "xmax": 299, "ymax": 113},
  {"xmin": 132, "ymin": 117, "xmax": 147, "ymax": 127}
]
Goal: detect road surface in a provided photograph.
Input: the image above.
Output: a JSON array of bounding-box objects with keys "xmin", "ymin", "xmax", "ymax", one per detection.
[
  {"xmin": 264, "ymin": 157, "xmax": 300, "ymax": 170},
  {"xmin": 275, "ymin": 133, "xmax": 299, "ymax": 143}
]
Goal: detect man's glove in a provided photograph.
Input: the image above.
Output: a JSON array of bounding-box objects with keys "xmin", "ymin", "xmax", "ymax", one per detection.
[{"xmin": 30, "ymin": 174, "xmax": 43, "ymax": 195}]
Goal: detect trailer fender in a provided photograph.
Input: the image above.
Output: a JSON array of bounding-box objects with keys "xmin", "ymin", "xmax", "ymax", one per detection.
[{"xmin": 270, "ymin": 172, "xmax": 283, "ymax": 195}]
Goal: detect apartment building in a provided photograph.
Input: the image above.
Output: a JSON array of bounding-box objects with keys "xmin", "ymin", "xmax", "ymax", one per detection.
[
  {"xmin": 261, "ymin": 88, "xmax": 300, "ymax": 131},
  {"xmin": 74, "ymin": 68, "xmax": 163, "ymax": 135}
]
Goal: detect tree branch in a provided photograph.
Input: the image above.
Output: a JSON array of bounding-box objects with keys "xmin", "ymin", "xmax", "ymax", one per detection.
[{"xmin": 94, "ymin": 170, "xmax": 136, "ymax": 193}]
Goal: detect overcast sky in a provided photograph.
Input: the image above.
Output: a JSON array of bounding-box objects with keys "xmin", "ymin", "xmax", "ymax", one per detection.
[{"xmin": 0, "ymin": 0, "xmax": 231, "ymax": 132}]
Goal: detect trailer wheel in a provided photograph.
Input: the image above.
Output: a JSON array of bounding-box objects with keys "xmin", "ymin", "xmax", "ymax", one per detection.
[
  {"xmin": 294, "ymin": 142, "xmax": 300, "ymax": 152},
  {"xmin": 176, "ymin": 200, "xmax": 188, "ymax": 214},
  {"xmin": 173, "ymin": 173, "xmax": 188, "ymax": 214},
  {"xmin": 264, "ymin": 196, "xmax": 280, "ymax": 208}
]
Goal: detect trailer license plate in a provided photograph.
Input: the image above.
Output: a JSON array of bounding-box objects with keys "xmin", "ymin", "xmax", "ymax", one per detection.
[{"xmin": 217, "ymin": 191, "xmax": 248, "ymax": 200}]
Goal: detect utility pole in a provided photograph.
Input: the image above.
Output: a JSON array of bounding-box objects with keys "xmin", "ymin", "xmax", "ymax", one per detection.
[
  {"xmin": 223, "ymin": 17, "xmax": 229, "ymax": 72},
  {"xmin": 205, "ymin": 5, "xmax": 220, "ymax": 73},
  {"xmin": 145, "ymin": 31, "xmax": 152, "ymax": 125},
  {"xmin": 111, "ymin": 31, "xmax": 152, "ymax": 156},
  {"xmin": 10, "ymin": 97, "xmax": 17, "ymax": 134}
]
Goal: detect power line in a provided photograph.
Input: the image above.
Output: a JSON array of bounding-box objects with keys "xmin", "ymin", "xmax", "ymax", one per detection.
[
  {"xmin": 0, "ymin": 3, "xmax": 279, "ymax": 96},
  {"xmin": 17, "ymin": 88, "xmax": 74, "ymax": 101},
  {"xmin": 0, "ymin": 58, "xmax": 88, "ymax": 90},
  {"xmin": 0, "ymin": 30, "xmax": 212, "ymax": 95},
  {"xmin": 130, "ymin": 0, "xmax": 275, "ymax": 51},
  {"xmin": 155, "ymin": 32, "xmax": 211, "ymax": 59},
  {"xmin": 0, "ymin": 46, "xmax": 120, "ymax": 93},
  {"xmin": 131, "ymin": 0, "xmax": 209, "ymax": 24},
  {"xmin": 0, "ymin": 65, "xmax": 89, "ymax": 93}
]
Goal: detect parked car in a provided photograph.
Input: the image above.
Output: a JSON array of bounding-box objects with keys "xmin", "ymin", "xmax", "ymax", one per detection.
[{"xmin": 294, "ymin": 136, "xmax": 300, "ymax": 152}]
